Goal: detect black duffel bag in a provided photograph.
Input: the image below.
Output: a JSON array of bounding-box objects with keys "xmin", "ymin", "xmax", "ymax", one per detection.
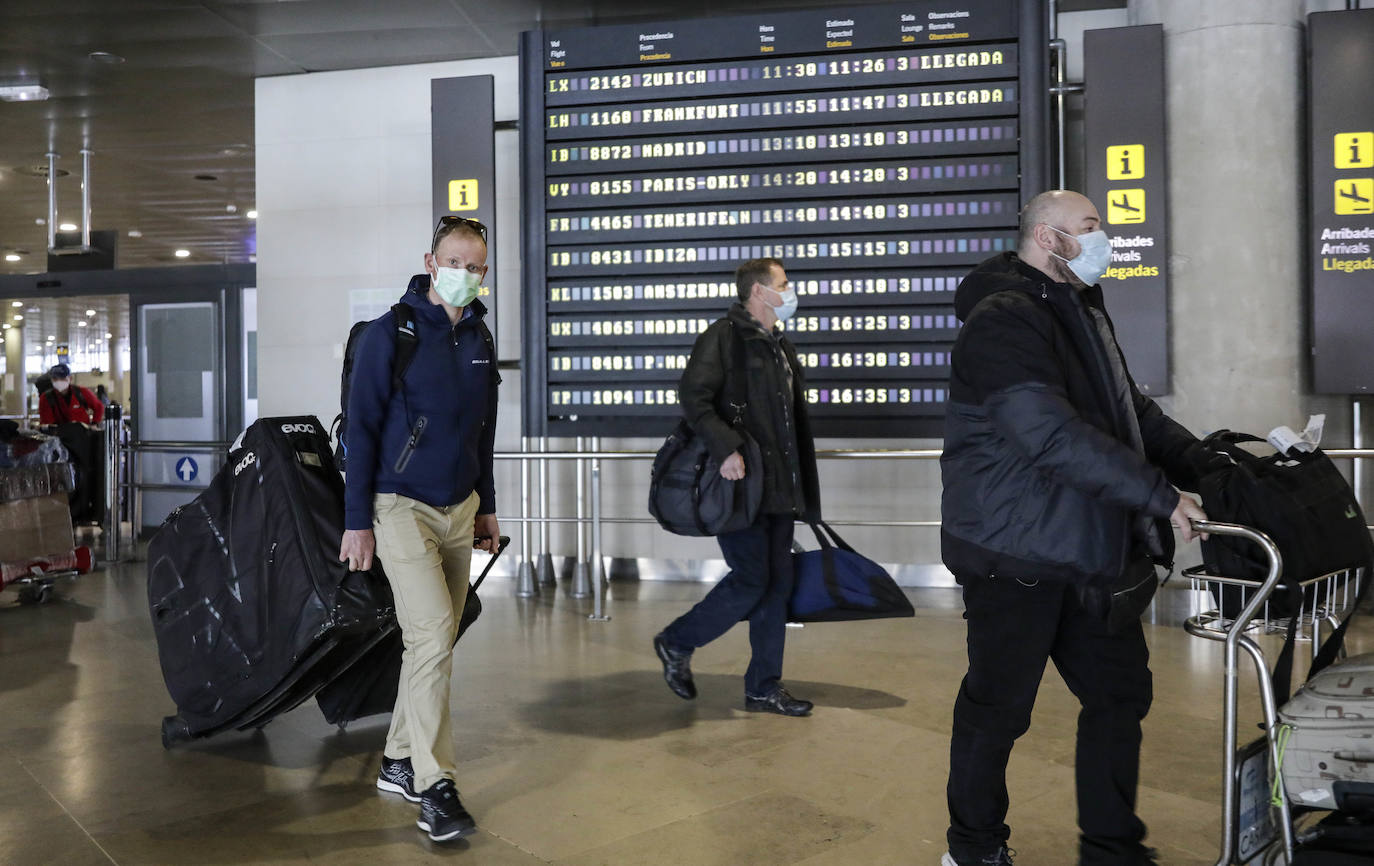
[
  {"xmin": 648, "ymin": 324, "xmax": 763, "ymax": 537},
  {"xmin": 1197, "ymin": 431, "xmax": 1373, "ymax": 618}
]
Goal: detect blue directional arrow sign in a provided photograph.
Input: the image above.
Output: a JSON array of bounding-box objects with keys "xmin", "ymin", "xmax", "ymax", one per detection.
[{"xmin": 175, "ymin": 456, "xmax": 199, "ymax": 483}]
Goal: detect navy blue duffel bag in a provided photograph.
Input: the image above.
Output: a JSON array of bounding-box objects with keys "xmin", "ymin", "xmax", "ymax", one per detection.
[{"xmin": 788, "ymin": 521, "xmax": 914, "ymax": 623}]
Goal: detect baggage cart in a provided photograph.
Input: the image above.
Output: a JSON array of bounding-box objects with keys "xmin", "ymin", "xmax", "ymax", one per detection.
[
  {"xmin": 1, "ymin": 461, "xmax": 89, "ymax": 605},
  {"xmin": 1183, "ymin": 519, "xmax": 1368, "ymax": 864}
]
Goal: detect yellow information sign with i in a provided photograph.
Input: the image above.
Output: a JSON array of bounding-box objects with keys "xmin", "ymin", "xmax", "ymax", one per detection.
[
  {"xmin": 448, "ymin": 179, "xmax": 479, "ymax": 211},
  {"xmin": 1334, "ymin": 132, "xmax": 1374, "ymax": 169},
  {"xmin": 1106, "ymin": 144, "xmax": 1145, "ymax": 180}
]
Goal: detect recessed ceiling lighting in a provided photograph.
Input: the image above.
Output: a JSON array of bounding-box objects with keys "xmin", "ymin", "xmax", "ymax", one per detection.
[
  {"xmin": 127, "ymin": 229, "xmax": 142, "ymax": 238},
  {"xmin": 77, "ymin": 321, "xmax": 88, "ymax": 327},
  {"xmin": 87, "ymin": 51, "xmax": 126, "ymax": 64},
  {"xmin": 58, "ymin": 222, "xmax": 77, "ymax": 231},
  {"xmin": 13, "ymin": 314, "xmax": 23, "ymax": 321},
  {"xmin": 174, "ymin": 249, "xmax": 191, "ymax": 258},
  {"xmin": 0, "ymin": 83, "xmax": 49, "ymax": 102},
  {"xmin": 225, "ymin": 204, "xmax": 238, "ymax": 214},
  {"xmin": 105, "ymin": 332, "xmax": 112, "ymax": 338},
  {"xmin": 4, "ymin": 254, "xmax": 18, "ymax": 262},
  {"xmin": 25, "ymin": 307, "xmax": 37, "ymax": 313},
  {"xmin": 34, "ymin": 217, "xmax": 45, "ymax": 226},
  {"xmin": 47, "ymin": 335, "xmax": 54, "ymax": 341},
  {"xmin": 85, "ymin": 309, "xmax": 96, "ymax": 316},
  {"xmin": 246, "ymin": 209, "xmax": 258, "ymax": 220},
  {"xmin": 10, "ymin": 301, "xmax": 21, "ymax": 307}
]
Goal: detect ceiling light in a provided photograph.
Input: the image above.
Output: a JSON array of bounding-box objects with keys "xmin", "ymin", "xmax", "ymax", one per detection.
[
  {"xmin": 174, "ymin": 249, "xmax": 191, "ymax": 258},
  {"xmin": 85, "ymin": 309, "xmax": 96, "ymax": 316},
  {"xmin": 58, "ymin": 222, "xmax": 77, "ymax": 231},
  {"xmin": 78, "ymin": 321, "xmax": 88, "ymax": 327},
  {"xmin": 47, "ymin": 335, "xmax": 55, "ymax": 341},
  {"xmin": 4, "ymin": 254, "xmax": 18, "ymax": 262},
  {"xmin": 226, "ymin": 204, "xmax": 238, "ymax": 214},
  {"xmin": 34, "ymin": 218, "xmax": 45, "ymax": 226},
  {"xmin": 0, "ymin": 83, "xmax": 50, "ymax": 102},
  {"xmin": 10, "ymin": 301, "xmax": 21, "ymax": 307},
  {"xmin": 105, "ymin": 332, "xmax": 112, "ymax": 338},
  {"xmin": 25, "ymin": 307, "xmax": 37, "ymax": 313},
  {"xmin": 127, "ymin": 229, "xmax": 142, "ymax": 238},
  {"xmin": 246, "ymin": 210, "xmax": 258, "ymax": 220},
  {"xmin": 13, "ymin": 315, "xmax": 22, "ymax": 321}
]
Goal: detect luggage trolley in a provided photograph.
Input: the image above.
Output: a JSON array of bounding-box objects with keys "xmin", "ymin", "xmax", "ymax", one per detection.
[{"xmin": 1183, "ymin": 518, "xmax": 1367, "ymax": 865}]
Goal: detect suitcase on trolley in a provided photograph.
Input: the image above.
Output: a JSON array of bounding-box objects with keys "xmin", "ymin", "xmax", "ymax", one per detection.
[
  {"xmin": 147, "ymin": 416, "xmax": 397, "ymax": 747},
  {"xmin": 1279, "ymin": 653, "xmax": 1374, "ymax": 814}
]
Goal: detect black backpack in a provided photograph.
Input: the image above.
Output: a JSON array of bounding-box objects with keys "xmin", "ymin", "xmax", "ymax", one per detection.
[
  {"xmin": 331, "ymin": 303, "xmax": 420, "ymax": 472},
  {"xmin": 330, "ymin": 301, "xmax": 499, "ymax": 471}
]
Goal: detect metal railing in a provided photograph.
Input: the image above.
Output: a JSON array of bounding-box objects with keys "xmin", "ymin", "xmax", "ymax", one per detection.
[{"xmin": 100, "ymin": 432, "xmax": 1374, "ymax": 625}]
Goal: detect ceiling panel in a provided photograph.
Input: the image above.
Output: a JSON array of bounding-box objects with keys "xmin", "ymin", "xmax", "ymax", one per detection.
[{"xmin": 0, "ymin": 0, "xmax": 1084, "ymax": 276}]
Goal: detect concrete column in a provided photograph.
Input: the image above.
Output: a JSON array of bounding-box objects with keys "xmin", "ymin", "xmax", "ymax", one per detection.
[
  {"xmin": 1129, "ymin": 0, "xmax": 1305, "ymax": 434},
  {"xmin": 3, "ymin": 325, "xmax": 22, "ymax": 415}
]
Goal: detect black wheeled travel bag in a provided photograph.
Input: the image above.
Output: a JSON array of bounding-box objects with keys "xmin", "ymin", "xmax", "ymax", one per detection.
[
  {"xmin": 147, "ymin": 416, "xmax": 397, "ymax": 747},
  {"xmin": 314, "ymin": 536, "xmax": 510, "ymax": 726}
]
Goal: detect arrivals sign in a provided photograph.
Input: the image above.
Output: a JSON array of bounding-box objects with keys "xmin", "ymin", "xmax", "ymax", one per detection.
[
  {"xmin": 1083, "ymin": 25, "xmax": 1169, "ymax": 394},
  {"xmin": 1309, "ymin": 9, "xmax": 1374, "ymax": 393}
]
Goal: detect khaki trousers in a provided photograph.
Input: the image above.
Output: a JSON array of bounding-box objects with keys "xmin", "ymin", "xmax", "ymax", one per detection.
[{"xmin": 372, "ymin": 490, "xmax": 478, "ymax": 793}]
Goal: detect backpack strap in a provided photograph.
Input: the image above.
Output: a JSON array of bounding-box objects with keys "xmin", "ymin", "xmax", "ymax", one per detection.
[{"xmin": 390, "ymin": 302, "xmax": 420, "ymax": 393}]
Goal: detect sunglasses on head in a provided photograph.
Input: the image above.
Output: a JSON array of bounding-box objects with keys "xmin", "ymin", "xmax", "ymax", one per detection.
[{"xmin": 432, "ymin": 215, "xmax": 488, "ymax": 246}]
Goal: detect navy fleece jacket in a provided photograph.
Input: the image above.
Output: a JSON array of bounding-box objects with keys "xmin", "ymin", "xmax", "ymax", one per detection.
[{"xmin": 343, "ymin": 276, "xmax": 498, "ymax": 530}]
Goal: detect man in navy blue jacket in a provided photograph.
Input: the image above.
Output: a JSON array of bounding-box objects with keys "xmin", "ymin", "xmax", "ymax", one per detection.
[{"xmin": 339, "ymin": 216, "xmax": 499, "ymax": 842}]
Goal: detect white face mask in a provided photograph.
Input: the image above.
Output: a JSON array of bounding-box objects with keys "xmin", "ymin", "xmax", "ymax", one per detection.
[
  {"xmin": 765, "ymin": 283, "xmax": 798, "ymax": 322},
  {"xmin": 53, "ymin": 379, "xmax": 70, "ymax": 392},
  {"xmin": 432, "ymin": 266, "xmax": 483, "ymax": 308},
  {"xmin": 1047, "ymin": 226, "xmax": 1112, "ymax": 286}
]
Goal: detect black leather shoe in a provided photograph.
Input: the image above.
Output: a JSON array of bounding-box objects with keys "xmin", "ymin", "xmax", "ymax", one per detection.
[
  {"xmin": 654, "ymin": 633, "xmax": 696, "ymax": 699},
  {"xmin": 745, "ymin": 685, "xmax": 813, "ymax": 716}
]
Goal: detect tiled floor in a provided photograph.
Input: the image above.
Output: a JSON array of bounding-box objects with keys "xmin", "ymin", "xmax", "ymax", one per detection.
[{"xmin": 2, "ymin": 555, "xmax": 1368, "ymax": 865}]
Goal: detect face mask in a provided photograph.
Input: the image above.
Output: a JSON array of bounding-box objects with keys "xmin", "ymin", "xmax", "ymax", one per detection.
[
  {"xmin": 766, "ymin": 284, "xmax": 799, "ymax": 322},
  {"xmin": 53, "ymin": 380, "xmax": 70, "ymax": 392},
  {"xmin": 432, "ymin": 266, "xmax": 483, "ymax": 308},
  {"xmin": 1048, "ymin": 226, "xmax": 1112, "ymax": 286}
]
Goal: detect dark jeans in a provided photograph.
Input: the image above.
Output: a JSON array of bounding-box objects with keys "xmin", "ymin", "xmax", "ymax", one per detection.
[
  {"xmin": 661, "ymin": 513, "xmax": 795, "ymax": 696},
  {"xmin": 946, "ymin": 573, "xmax": 1153, "ymax": 865}
]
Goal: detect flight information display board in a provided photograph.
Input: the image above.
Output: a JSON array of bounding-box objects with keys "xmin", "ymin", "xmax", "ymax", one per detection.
[{"xmin": 520, "ymin": 1, "xmax": 1047, "ymax": 437}]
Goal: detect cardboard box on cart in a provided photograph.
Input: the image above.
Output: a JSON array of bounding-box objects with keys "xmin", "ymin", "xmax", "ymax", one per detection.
[{"xmin": 0, "ymin": 493, "xmax": 75, "ymax": 563}]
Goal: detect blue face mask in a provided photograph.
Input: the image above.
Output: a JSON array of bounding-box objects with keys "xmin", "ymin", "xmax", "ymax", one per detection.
[
  {"xmin": 1047, "ymin": 226, "xmax": 1112, "ymax": 286},
  {"xmin": 766, "ymin": 284, "xmax": 798, "ymax": 322}
]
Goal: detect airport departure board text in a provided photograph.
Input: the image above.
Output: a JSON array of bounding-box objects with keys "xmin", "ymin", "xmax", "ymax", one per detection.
[{"xmin": 520, "ymin": 1, "xmax": 1047, "ymax": 437}]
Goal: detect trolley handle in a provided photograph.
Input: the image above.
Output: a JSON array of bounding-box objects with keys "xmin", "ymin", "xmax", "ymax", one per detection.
[{"xmin": 1188, "ymin": 519, "xmax": 1284, "ymax": 642}]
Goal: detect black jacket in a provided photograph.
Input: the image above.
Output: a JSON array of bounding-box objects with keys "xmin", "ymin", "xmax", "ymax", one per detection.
[
  {"xmin": 679, "ymin": 303, "xmax": 821, "ymax": 521},
  {"xmin": 941, "ymin": 253, "xmax": 1201, "ymax": 586}
]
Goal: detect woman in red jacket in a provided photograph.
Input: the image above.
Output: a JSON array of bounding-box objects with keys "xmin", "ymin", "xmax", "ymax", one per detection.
[{"xmin": 38, "ymin": 364, "xmax": 105, "ymax": 426}]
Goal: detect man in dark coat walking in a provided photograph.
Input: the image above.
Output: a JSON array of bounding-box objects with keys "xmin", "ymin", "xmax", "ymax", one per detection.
[
  {"xmin": 652, "ymin": 257, "xmax": 821, "ymax": 717},
  {"xmin": 939, "ymin": 191, "xmax": 1208, "ymax": 866}
]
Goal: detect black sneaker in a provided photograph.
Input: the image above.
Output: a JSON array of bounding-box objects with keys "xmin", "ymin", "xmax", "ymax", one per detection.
[
  {"xmin": 417, "ymin": 778, "xmax": 477, "ymax": 841},
  {"xmin": 376, "ymin": 755, "xmax": 420, "ymax": 803},
  {"xmin": 744, "ymin": 685, "xmax": 813, "ymax": 716},
  {"xmin": 941, "ymin": 848, "xmax": 1015, "ymax": 866}
]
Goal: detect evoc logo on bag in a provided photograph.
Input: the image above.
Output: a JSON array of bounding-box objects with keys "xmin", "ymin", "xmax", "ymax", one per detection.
[
  {"xmin": 280, "ymin": 423, "xmax": 316, "ymax": 435},
  {"xmin": 233, "ymin": 452, "xmax": 257, "ymax": 476}
]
